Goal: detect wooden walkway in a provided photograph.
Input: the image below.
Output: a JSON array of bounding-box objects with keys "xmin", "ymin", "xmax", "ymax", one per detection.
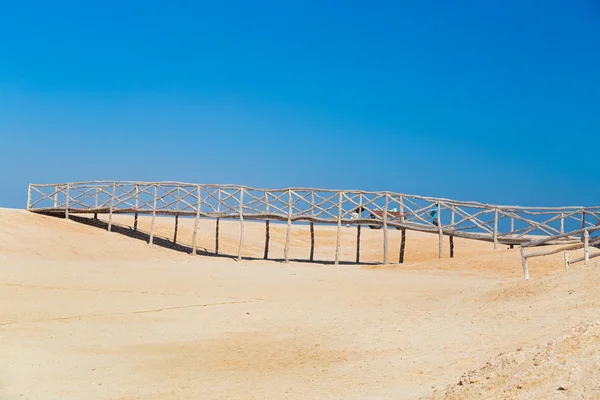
[{"xmin": 27, "ymin": 181, "xmax": 600, "ymax": 265}]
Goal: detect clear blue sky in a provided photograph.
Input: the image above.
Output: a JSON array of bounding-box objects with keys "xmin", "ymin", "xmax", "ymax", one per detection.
[{"xmin": 1, "ymin": 0, "xmax": 599, "ymax": 209}]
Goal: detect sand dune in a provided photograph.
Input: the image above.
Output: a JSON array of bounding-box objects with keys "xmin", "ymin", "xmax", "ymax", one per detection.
[{"xmin": 1, "ymin": 207, "xmax": 599, "ymax": 399}]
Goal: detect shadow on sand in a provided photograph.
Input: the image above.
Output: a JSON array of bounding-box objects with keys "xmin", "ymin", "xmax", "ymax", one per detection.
[{"xmin": 40, "ymin": 212, "xmax": 378, "ymax": 266}]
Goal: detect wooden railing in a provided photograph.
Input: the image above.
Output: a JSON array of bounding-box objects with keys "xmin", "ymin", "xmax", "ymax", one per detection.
[{"xmin": 27, "ymin": 181, "xmax": 600, "ymax": 265}]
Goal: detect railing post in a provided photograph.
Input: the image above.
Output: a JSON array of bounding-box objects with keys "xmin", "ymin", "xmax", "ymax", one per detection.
[
  {"xmin": 284, "ymin": 189, "xmax": 292, "ymax": 263},
  {"xmin": 584, "ymin": 230, "xmax": 590, "ymax": 266},
  {"xmin": 493, "ymin": 208, "xmax": 499, "ymax": 250},
  {"xmin": 264, "ymin": 192, "xmax": 270, "ymax": 260},
  {"xmin": 581, "ymin": 209, "xmax": 586, "ymax": 241},
  {"xmin": 94, "ymin": 186, "xmax": 98, "ymax": 220},
  {"xmin": 238, "ymin": 188, "xmax": 245, "ymax": 261},
  {"xmin": 65, "ymin": 183, "xmax": 70, "ymax": 220},
  {"xmin": 335, "ymin": 192, "xmax": 342, "ymax": 265},
  {"xmin": 133, "ymin": 184, "xmax": 139, "ymax": 231},
  {"xmin": 149, "ymin": 185, "xmax": 157, "ymax": 247},
  {"xmin": 560, "ymin": 213, "xmax": 564, "ymax": 234},
  {"xmin": 26, "ymin": 184, "xmax": 32, "ymax": 211},
  {"xmin": 192, "ymin": 185, "xmax": 201, "ymax": 256},
  {"xmin": 383, "ymin": 193, "xmax": 389, "ymax": 264},
  {"xmin": 450, "ymin": 205, "xmax": 455, "ymax": 258},
  {"xmin": 520, "ymin": 247, "xmax": 529, "ymax": 280},
  {"xmin": 437, "ymin": 201, "xmax": 443, "ymax": 258},
  {"xmin": 108, "ymin": 182, "xmax": 116, "ymax": 232}
]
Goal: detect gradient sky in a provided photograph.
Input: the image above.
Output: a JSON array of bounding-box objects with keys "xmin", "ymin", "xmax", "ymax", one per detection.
[{"xmin": 1, "ymin": 0, "xmax": 599, "ymax": 209}]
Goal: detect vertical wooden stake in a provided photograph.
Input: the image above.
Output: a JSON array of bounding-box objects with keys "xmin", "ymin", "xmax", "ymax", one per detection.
[
  {"xmin": 356, "ymin": 193, "xmax": 363, "ymax": 264},
  {"xmin": 356, "ymin": 224, "xmax": 361, "ymax": 264},
  {"xmin": 493, "ymin": 208, "xmax": 499, "ymax": 250},
  {"xmin": 26, "ymin": 184, "xmax": 31, "ymax": 211},
  {"xmin": 215, "ymin": 218, "xmax": 220, "ymax": 255},
  {"xmin": 520, "ymin": 247, "xmax": 529, "ymax": 280},
  {"xmin": 581, "ymin": 209, "xmax": 586, "ymax": 241},
  {"xmin": 173, "ymin": 215, "xmax": 179, "ymax": 244},
  {"xmin": 215, "ymin": 188, "xmax": 221, "ymax": 255},
  {"xmin": 383, "ymin": 193, "xmax": 389, "ymax": 264},
  {"xmin": 284, "ymin": 189, "xmax": 292, "ymax": 263},
  {"xmin": 54, "ymin": 186, "xmax": 59, "ymax": 209},
  {"xmin": 310, "ymin": 191, "xmax": 315, "ymax": 262},
  {"xmin": 560, "ymin": 213, "xmax": 564, "ymax": 234},
  {"xmin": 237, "ymin": 188, "xmax": 245, "ymax": 261},
  {"xmin": 108, "ymin": 182, "xmax": 116, "ymax": 232},
  {"xmin": 399, "ymin": 228, "xmax": 406, "ymax": 263},
  {"xmin": 510, "ymin": 215, "xmax": 514, "ymax": 233},
  {"xmin": 335, "ymin": 192, "xmax": 342, "ymax": 265},
  {"xmin": 94, "ymin": 187, "xmax": 98, "ymax": 220},
  {"xmin": 264, "ymin": 193, "xmax": 270, "ymax": 260},
  {"xmin": 564, "ymin": 250, "xmax": 569, "ymax": 271},
  {"xmin": 149, "ymin": 185, "xmax": 157, "ymax": 247},
  {"xmin": 309, "ymin": 222, "xmax": 315, "ymax": 262},
  {"xmin": 437, "ymin": 202, "xmax": 443, "ymax": 258},
  {"xmin": 450, "ymin": 206, "xmax": 455, "ymax": 258},
  {"xmin": 399, "ymin": 195, "xmax": 405, "ymax": 222},
  {"xmin": 584, "ymin": 230, "xmax": 590, "ymax": 266},
  {"xmin": 65, "ymin": 183, "xmax": 70, "ymax": 220},
  {"xmin": 134, "ymin": 184, "xmax": 139, "ymax": 232},
  {"xmin": 192, "ymin": 185, "xmax": 201, "ymax": 256}
]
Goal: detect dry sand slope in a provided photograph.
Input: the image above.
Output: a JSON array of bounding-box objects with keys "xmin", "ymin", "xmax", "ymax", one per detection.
[{"xmin": 1, "ymin": 207, "xmax": 600, "ymax": 399}]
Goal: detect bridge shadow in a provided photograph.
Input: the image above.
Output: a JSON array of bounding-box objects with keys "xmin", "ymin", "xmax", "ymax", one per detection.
[{"xmin": 46, "ymin": 213, "xmax": 378, "ymax": 266}]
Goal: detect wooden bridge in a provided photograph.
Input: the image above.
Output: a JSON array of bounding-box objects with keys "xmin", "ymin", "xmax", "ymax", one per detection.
[{"xmin": 27, "ymin": 181, "xmax": 600, "ymax": 267}]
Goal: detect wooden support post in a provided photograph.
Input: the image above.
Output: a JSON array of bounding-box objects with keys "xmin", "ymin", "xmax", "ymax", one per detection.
[
  {"xmin": 238, "ymin": 188, "xmax": 245, "ymax": 261},
  {"xmin": 564, "ymin": 250, "xmax": 569, "ymax": 271},
  {"xmin": 493, "ymin": 208, "xmax": 498, "ymax": 250},
  {"xmin": 284, "ymin": 189, "xmax": 292, "ymax": 263},
  {"xmin": 356, "ymin": 193, "xmax": 363, "ymax": 264},
  {"xmin": 399, "ymin": 195, "xmax": 405, "ymax": 222},
  {"xmin": 581, "ymin": 210, "xmax": 586, "ymax": 241},
  {"xmin": 215, "ymin": 218, "xmax": 220, "ymax": 255},
  {"xmin": 383, "ymin": 193, "xmax": 389, "ymax": 264},
  {"xmin": 510, "ymin": 216, "xmax": 514, "ymax": 234},
  {"xmin": 356, "ymin": 224, "xmax": 361, "ymax": 263},
  {"xmin": 149, "ymin": 185, "xmax": 157, "ymax": 247},
  {"xmin": 309, "ymin": 222, "xmax": 315, "ymax": 262},
  {"xmin": 65, "ymin": 183, "xmax": 70, "ymax": 220},
  {"xmin": 173, "ymin": 215, "xmax": 179, "ymax": 244},
  {"xmin": 264, "ymin": 193, "xmax": 270, "ymax": 260},
  {"xmin": 215, "ymin": 188, "xmax": 221, "ymax": 255},
  {"xmin": 399, "ymin": 228, "xmax": 406, "ymax": 263},
  {"xmin": 133, "ymin": 185, "xmax": 139, "ymax": 232},
  {"xmin": 94, "ymin": 187, "xmax": 98, "ymax": 220},
  {"xmin": 310, "ymin": 191, "xmax": 315, "ymax": 262},
  {"xmin": 584, "ymin": 230, "xmax": 590, "ymax": 266},
  {"xmin": 520, "ymin": 247, "xmax": 529, "ymax": 280},
  {"xmin": 108, "ymin": 182, "xmax": 116, "ymax": 232},
  {"xmin": 192, "ymin": 185, "xmax": 201, "ymax": 256},
  {"xmin": 560, "ymin": 213, "xmax": 564, "ymax": 234},
  {"xmin": 450, "ymin": 206, "xmax": 455, "ymax": 258},
  {"xmin": 437, "ymin": 201, "xmax": 443, "ymax": 258},
  {"xmin": 335, "ymin": 192, "xmax": 342, "ymax": 265},
  {"xmin": 54, "ymin": 186, "xmax": 59, "ymax": 209},
  {"xmin": 26, "ymin": 184, "xmax": 31, "ymax": 211}
]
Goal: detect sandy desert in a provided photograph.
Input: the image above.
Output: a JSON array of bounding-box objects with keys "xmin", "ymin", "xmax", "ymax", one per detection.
[{"xmin": 1, "ymin": 207, "xmax": 600, "ymax": 399}]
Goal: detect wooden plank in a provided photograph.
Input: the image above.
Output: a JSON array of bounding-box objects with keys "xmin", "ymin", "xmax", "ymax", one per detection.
[
  {"xmin": 238, "ymin": 188, "xmax": 244, "ymax": 261},
  {"xmin": 192, "ymin": 185, "xmax": 201, "ymax": 256},
  {"xmin": 335, "ymin": 192, "xmax": 342, "ymax": 265}
]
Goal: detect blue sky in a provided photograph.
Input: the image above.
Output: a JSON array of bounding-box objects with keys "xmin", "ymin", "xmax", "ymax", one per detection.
[{"xmin": 1, "ymin": 0, "xmax": 599, "ymax": 209}]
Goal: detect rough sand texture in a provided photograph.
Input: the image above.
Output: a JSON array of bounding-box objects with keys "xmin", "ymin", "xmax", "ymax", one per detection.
[{"xmin": 1, "ymin": 208, "xmax": 599, "ymax": 399}]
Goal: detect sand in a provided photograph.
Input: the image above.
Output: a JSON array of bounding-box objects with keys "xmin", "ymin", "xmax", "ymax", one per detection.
[{"xmin": 1, "ymin": 208, "xmax": 599, "ymax": 399}]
